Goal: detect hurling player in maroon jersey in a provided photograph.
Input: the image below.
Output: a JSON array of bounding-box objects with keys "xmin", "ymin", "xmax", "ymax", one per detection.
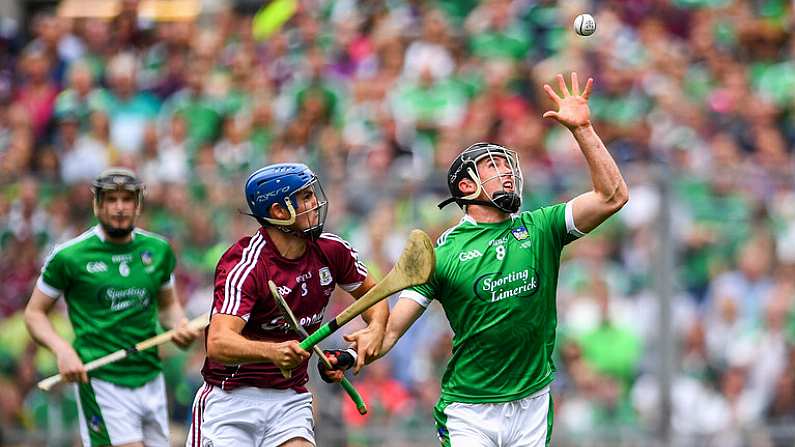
[{"xmin": 185, "ymin": 163, "xmax": 387, "ymax": 447}]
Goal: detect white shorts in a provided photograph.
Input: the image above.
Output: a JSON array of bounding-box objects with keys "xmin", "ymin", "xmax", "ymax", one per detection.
[
  {"xmin": 437, "ymin": 387, "xmax": 552, "ymax": 447},
  {"xmin": 186, "ymin": 383, "xmax": 315, "ymax": 447},
  {"xmin": 74, "ymin": 373, "xmax": 169, "ymax": 447}
]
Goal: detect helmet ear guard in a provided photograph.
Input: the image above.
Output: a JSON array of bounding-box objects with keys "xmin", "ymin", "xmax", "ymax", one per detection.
[{"xmin": 263, "ymin": 199, "xmax": 298, "ymax": 226}]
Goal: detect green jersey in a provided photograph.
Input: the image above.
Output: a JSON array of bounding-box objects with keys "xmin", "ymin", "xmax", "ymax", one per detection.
[
  {"xmin": 37, "ymin": 226, "xmax": 176, "ymax": 388},
  {"xmin": 403, "ymin": 203, "xmax": 582, "ymax": 403}
]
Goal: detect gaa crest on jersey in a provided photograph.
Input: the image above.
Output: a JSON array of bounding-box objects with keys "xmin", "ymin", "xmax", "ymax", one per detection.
[
  {"xmin": 511, "ymin": 226, "xmax": 529, "ymax": 240},
  {"xmin": 319, "ymin": 267, "xmax": 333, "ymax": 286},
  {"xmin": 89, "ymin": 415, "xmax": 103, "ymax": 433},
  {"xmin": 140, "ymin": 250, "xmax": 153, "ymax": 265}
]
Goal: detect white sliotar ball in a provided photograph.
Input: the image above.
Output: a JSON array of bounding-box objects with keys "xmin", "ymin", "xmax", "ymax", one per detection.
[{"xmin": 573, "ymin": 13, "xmax": 596, "ymax": 36}]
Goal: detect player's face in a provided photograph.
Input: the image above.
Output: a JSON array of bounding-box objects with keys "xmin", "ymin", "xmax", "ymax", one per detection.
[
  {"xmin": 476, "ymin": 155, "xmax": 515, "ymax": 197},
  {"xmin": 96, "ymin": 190, "xmax": 139, "ymax": 231},
  {"xmin": 294, "ymin": 187, "xmax": 320, "ymax": 231}
]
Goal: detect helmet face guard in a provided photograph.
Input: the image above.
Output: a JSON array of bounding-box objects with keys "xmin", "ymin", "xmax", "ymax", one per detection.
[
  {"xmin": 277, "ymin": 178, "xmax": 329, "ymax": 241},
  {"xmin": 245, "ymin": 163, "xmax": 328, "ymax": 240},
  {"xmin": 439, "ymin": 143, "xmax": 523, "ymax": 214},
  {"xmin": 91, "ymin": 168, "xmax": 144, "ymax": 238}
]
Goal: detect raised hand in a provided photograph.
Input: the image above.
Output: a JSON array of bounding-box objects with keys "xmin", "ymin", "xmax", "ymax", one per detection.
[{"xmin": 542, "ymin": 72, "xmax": 593, "ymax": 130}]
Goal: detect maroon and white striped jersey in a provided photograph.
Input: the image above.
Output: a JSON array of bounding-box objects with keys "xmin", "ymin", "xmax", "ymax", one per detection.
[{"xmin": 201, "ymin": 228, "xmax": 368, "ymax": 392}]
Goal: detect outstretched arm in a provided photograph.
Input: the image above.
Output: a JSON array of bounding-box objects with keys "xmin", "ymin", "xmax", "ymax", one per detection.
[
  {"xmin": 379, "ymin": 298, "xmax": 426, "ymax": 359},
  {"xmin": 341, "ymin": 273, "xmax": 389, "ymax": 373},
  {"xmin": 543, "ymin": 72, "xmax": 629, "ymax": 233},
  {"xmin": 340, "ymin": 296, "xmax": 425, "ymax": 371}
]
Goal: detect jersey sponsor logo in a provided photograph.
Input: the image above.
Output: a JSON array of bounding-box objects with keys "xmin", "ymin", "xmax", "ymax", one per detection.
[
  {"xmin": 261, "ymin": 316, "xmax": 291, "ymax": 332},
  {"xmin": 458, "ymin": 249, "xmax": 483, "ymax": 262},
  {"xmin": 319, "ymin": 267, "xmax": 332, "ymax": 286},
  {"xmin": 86, "ymin": 261, "xmax": 108, "ymax": 273},
  {"xmin": 100, "ymin": 287, "xmax": 150, "ymax": 311},
  {"xmin": 488, "ymin": 237, "xmax": 508, "ymax": 246},
  {"xmin": 473, "ymin": 268, "xmax": 539, "ymax": 302},
  {"xmin": 299, "ymin": 312, "xmax": 324, "ymax": 328},
  {"xmin": 261, "ymin": 311, "xmax": 324, "ymax": 332},
  {"xmin": 277, "ymin": 285, "xmax": 292, "ymax": 297},
  {"xmin": 511, "ymin": 226, "xmax": 529, "ymax": 240},
  {"xmin": 111, "ymin": 254, "xmax": 132, "ymax": 264}
]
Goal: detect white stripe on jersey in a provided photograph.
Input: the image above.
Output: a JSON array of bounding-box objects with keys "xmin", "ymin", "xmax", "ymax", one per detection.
[
  {"xmin": 565, "ymin": 200, "xmax": 586, "ymax": 237},
  {"xmin": 399, "ymin": 289, "xmax": 432, "ymax": 308},
  {"xmin": 36, "ymin": 276, "xmax": 62, "ymax": 298},
  {"xmin": 133, "ymin": 228, "xmax": 170, "ymax": 244},
  {"xmin": 224, "ymin": 233, "xmax": 265, "ymax": 314},
  {"xmin": 222, "ymin": 232, "xmax": 263, "ymax": 314},
  {"xmin": 319, "ymin": 233, "xmax": 368, "ymax": 276},
  {"xmin": 36, "ymin": 227, "xmax": 98, "ymax": 297},
  {"xmin": 232, "ymin": 239, "xmax": 266, "ymax": 315},
  {"xmin": 339, "ymin": 281, "xmax": 363, "ymax": 293},
  {"xmin": 40, "ymin": 227, "xmax": 96, "ymax": 274},
  {"xmin": 436, "ymin": 216, "xmax": 471, "ymax": 247}
]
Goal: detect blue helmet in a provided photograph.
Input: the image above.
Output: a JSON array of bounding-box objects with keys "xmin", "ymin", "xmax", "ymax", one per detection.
[{"xmin": 244, "ymin": 163, "xmax": 328, "ymax": 240}]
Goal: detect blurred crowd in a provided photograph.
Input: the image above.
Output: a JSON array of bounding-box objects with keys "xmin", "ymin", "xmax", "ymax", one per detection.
[{"xmin": 2, "ymin": 0, "xmax": 795, "ymax": 445}]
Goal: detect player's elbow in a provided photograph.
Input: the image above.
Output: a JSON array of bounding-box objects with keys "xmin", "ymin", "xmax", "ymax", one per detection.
[
  {"xmin": 206, "ymin": 334, "xmax": 232, "ymax": 364},
  {"xmin": 605, "ymin": 180, "xmax": 629, "ymax": 213}
]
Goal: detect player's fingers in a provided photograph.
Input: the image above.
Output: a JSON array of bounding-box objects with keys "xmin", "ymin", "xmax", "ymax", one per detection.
[
  {"xmin": 542, "ymin": 111, "xmax": 558, "ymax": 120},
  {"xmin": 557, "ymin": 73, "xmax": 570, "ymax": 97},
  {"xmin": 329, "ymin": 371, "xmax": 344, "ymax": 382},
  {"xmin": 583, "ymin": 78, "xmax": 594, "ymax": 100},
  {"xmin": 571, "ymin": 72, "xmax": 580, "ymax": 96},
  {"xmin": 173, "ymin": 332, "xmax": 190, "ymax": 346},
  {"xmin": 543, "ymin": 84, "xmax": 561, "ymax": 104},
  {"xmin": 353, "ymin": 350, "xmax": 366, "ymax": 374}
]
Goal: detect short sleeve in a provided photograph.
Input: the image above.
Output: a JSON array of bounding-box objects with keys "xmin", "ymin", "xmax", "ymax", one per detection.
[
  {"xmin": 160, "ymin": 243, "xmax": 177, "ymax": 290},
  {"xmin": 212, "ymin": 237, "xmax": 266, "ymax": 321},
  {"xmin": 398, "ymin": 250, "xmax": 441, "ymax": 308},
  {"xmin": 526, "ymin": 202, "xmax": 583, "ymax": 250},
  {"xmin": 317, "ymin": 233, "xmax": 368, "ymax": 292},
  {"xmin": 38, "ymin": 249, "xmax": 69, "ymax": 298}
]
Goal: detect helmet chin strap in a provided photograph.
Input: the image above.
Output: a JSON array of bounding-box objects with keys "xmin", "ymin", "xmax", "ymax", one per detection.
[
  {"xmin": 437, "ymin": 167, "xmax": 521, "ymax": 213},
  {"xmin": 438, "ymin": 197, "xmax": 520, "ymax": 214}
]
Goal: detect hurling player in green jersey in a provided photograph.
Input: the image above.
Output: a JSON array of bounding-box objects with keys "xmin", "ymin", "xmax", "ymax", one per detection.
[
  {"xmin": 345, "ymin": 73, "xmax": 628, "ymax": 447},
  {"xmin": 24, "ymin": 168, "xmax": 201, "ymax": 447}
]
